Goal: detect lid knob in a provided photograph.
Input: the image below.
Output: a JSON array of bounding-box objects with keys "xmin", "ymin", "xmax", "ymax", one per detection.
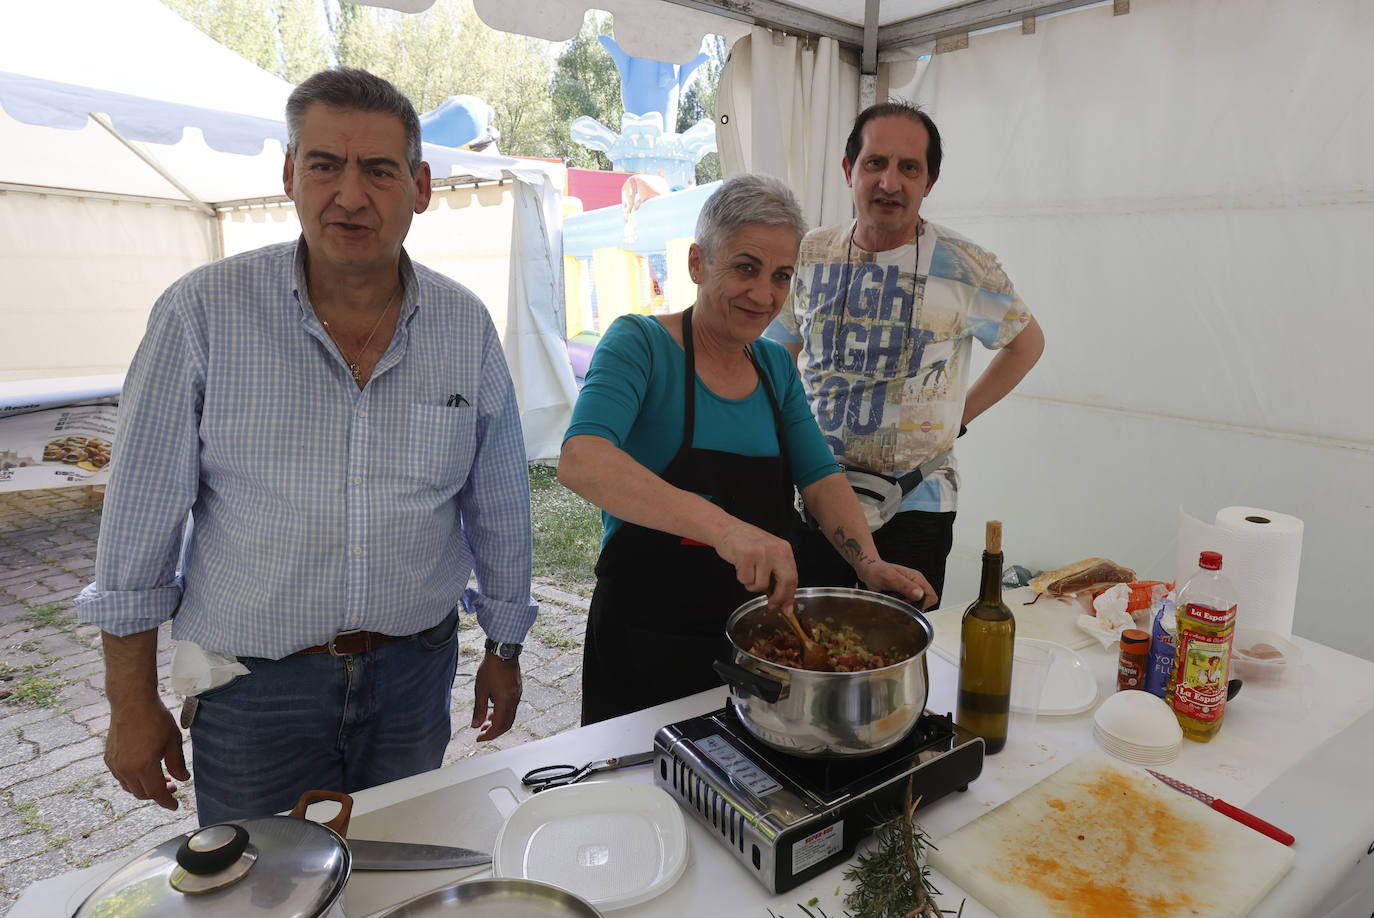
[{"xmin": 176, "ymin": 824, "xmax": 250, "ymax": 875}]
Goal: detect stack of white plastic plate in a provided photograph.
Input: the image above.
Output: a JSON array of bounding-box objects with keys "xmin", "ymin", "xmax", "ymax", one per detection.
[{"xmin": 1092, "ymin": 690, "xmax": 1183, "ymax": 765}]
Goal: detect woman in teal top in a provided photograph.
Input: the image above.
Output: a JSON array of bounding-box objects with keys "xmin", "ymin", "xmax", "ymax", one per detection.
[{"xmin": 559, "ymin": 175, "xmax": 937, "ymax": 724}]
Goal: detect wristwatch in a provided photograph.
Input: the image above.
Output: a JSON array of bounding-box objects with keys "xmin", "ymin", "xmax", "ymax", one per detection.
[{"xmin": 484, "ymin": 638, "xmax": 522, "ymax": 661}]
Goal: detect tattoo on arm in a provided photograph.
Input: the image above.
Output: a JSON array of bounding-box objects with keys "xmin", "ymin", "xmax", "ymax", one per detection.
[{"xmin": 831, "ymin": 527, "xmax": 876, "ymax": 567}]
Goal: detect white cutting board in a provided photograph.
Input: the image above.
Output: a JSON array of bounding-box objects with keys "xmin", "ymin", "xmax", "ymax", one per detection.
[
  {"xmin": 929, "ymin": 752, "xmax": 1295, "ymax": 918},
  {"xmin": 930, "ymin": 586, "xmax": 1094, "ymax": 662},
  {"xmin": 342, "ymin": 768, "xmax": 521, "ymax": 917}
]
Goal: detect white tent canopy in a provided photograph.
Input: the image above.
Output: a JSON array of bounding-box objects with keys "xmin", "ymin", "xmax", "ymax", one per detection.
[{"xmin": 0, "ymin": 0, "xmax": 576, "ymax": 461}]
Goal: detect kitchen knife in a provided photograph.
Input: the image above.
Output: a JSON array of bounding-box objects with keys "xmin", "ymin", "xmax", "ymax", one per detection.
[
  {"xmin": 347, "ymin": 838, "xmax": 493, "ymax": 870},
  {"xmin": 1145, "ymin": 770, "xmax": 1295, "ymax": 846}
]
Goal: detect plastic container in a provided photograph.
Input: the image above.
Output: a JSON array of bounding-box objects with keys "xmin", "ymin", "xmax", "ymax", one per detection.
[
  {"xmin": 1169, "ymin": 551, "xmax": 1237, "ymax": 742},
  {"xmin": 1231, "ymin": 627, "xmax": 1300, "ymax": 680}
]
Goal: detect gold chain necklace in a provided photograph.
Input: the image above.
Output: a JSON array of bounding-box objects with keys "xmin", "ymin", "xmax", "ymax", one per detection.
[{"xmin": 321, "ymin": 286, "xmax": 401, "ymax": 382}]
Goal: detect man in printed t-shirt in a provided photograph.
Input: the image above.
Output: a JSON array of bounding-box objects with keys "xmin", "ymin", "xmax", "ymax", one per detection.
[{"xmin": 766, "ymin": 101, "xmax": 1045, "ymax": 604}]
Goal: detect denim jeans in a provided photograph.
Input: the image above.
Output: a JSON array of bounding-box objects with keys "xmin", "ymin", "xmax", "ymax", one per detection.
[{"xmin": 188, "ymin": 608, "xmax": 461, "ymax": 826}]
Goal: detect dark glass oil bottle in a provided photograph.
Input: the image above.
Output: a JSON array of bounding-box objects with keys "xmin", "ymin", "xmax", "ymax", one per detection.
[{"xmin": 956, "ymin": 520, "xmax": 1015, "ymax": 754}]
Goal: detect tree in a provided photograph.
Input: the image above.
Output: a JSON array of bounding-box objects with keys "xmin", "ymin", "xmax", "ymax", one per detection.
[
  {"xmin": 548, "ymin": 13, "xmax": 621, "ymax": 171},
  {"xmin": 159, "ymin": 0, "xmax": 554, "ymax": 157},
  {"xmin": 163, "ymin": 0, "xmax": 278, "ymax": 73},
  {"xmin": 332, "ymin": 2, "xmax": 554, "ymax": 156},
  {"xmin": 277, "ymin": 0, "xmax": 329, "ymax": 83},
  {"xmin": 676, "ymin": 33, "xmax": 728, "ymax": 185}
]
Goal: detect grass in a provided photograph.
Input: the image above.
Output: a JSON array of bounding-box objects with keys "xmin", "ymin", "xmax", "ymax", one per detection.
[
  {"xmin": 13, "ymin": 800, "xmax": 47, "ymax": 834},
  {"xmin": 19, "ymin": 603, "xmax": 76, "ymax": 631},
  {"xmin": 530, "ymin": 623, "xmax": 580, "ymax": 650},
  {"xmin": 529, "ymin": 464, "xmax": 602, "ymax": 585},
  {"xmin": 12, "ymin": 675, "xmax": 63, "ymax": 708}
]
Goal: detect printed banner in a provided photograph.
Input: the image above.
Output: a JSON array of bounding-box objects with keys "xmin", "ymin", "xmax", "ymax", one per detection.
[{"xmin": 0, "ymin": 403, "xmax": 117, "ymax": 493}]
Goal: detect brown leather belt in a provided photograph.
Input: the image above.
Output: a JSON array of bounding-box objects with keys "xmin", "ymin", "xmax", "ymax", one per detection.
[{"xmin": 295, "ymin": 630, "xmax": 412, "ymax": 656}]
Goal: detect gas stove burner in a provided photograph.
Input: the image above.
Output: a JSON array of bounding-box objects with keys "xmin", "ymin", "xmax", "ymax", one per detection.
[{"xmin": 652, "ymin": 705, "xmax": 985, "ymax": 893}]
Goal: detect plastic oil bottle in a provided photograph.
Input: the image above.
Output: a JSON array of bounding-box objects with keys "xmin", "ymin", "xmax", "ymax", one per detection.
[{"xmin": 1168, "ymin": 551, "xmax": 1237, "ymax": 741}]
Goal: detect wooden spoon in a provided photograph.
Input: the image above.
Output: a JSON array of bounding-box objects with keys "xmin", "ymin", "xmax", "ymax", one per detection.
[{"xmin": 782, "ymin": 603, "xmax": 829, "ymax": 671}]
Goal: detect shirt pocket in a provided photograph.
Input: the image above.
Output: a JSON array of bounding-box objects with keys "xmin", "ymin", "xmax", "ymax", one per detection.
[{"xmin": 406, "ymin": 404, "xmax": 477, "ymax": 490}]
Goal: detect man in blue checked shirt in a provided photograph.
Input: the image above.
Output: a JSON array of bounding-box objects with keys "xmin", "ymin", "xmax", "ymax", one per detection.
[{"xmin": 76, "ymin": 68, "xmax": 537, "ymax": 826}]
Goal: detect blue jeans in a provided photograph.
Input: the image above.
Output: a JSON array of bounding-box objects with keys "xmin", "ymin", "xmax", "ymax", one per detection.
[{"xmin": 188, "ymin": 609, "xmax": 461, "ymax": 826}]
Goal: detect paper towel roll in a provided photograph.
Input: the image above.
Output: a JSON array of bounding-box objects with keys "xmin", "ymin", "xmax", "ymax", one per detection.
[{"xmin": 1176, "ymin": 506, "xmax": 1304, "ymax": 637}]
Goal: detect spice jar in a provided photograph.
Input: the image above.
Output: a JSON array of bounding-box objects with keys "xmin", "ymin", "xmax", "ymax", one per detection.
[{"xmin": 1118, "ymin": 629, "xmax": 1150, "ymax": 692}]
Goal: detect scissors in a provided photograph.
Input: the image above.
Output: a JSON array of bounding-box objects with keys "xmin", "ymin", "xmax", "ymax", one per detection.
[{"xmin": 521, "ymin": 751, "xmax": 656, "ymax": 793}]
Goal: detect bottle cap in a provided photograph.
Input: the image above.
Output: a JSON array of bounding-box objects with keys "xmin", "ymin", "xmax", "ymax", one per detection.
[
  {"xmin": 1120, "ymin": 629, "xmax": 1150, "ymax": 652},
  {"xmin": 1198, "ymin": 550, "xmax": 1223, "ymax": 570}
]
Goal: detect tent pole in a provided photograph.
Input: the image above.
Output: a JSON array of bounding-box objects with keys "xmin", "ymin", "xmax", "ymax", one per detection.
[
  {"xmin": 860, "ymin": 0, "xmax": 880, "ymax": 108},
  {"xmin": 89, "ymin": 113, "xmax": 215, "ymax": 218}
]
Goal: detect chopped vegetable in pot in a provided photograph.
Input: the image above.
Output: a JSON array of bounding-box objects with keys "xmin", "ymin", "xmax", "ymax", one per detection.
[{"xmin": 747, "ymin": 620, "xmax": 908, "ymax": 672}]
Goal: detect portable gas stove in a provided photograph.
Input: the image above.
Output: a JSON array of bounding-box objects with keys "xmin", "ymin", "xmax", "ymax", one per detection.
[{"xmin": 652, "ymin": 702, "xmax": 985, "ymax": 893}]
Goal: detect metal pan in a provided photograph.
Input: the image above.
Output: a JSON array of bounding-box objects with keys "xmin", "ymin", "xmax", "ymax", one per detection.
[
  {"xmin": 716, "ymin": 587, "xmax": 934, "ymax": 757},
  {"xmin": 377, "ymin": 877, "xmax": 603, "ymax": 917}
]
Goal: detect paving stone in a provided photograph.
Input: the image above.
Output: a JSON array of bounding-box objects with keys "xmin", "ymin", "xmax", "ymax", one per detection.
[
  {"xmin": 38, "ymin": 636, "xmax": 88, "ymax": 659},
  {"xmin": 0, "ymin": 737, "xmax": 34, "ymax": 770},
  {"xmin": 36, "ymin": 574, "xmax": 81, "ymax": 593},
  {"xmin": 32, "ymin": 793, "xmax": 109, "ymax": 842},
  {"xmin": 19, "ymin": 714, "xmax": 88, "ymax": 754},
  {"xmin": 4, "ymin": 745, "xmax": 107, "ymax": 798},
  {"xmin": 0, "ymin": 710, "xmax": 48, "ymax": 733},
  {"xmin": 56, "ymin": 661, "xmax": 104, "ymax": 687},
  {"xmin": 0, "ymin": 834, "xmax": 47, "ymax": 867},
  {"xmin": 88, "ymin": 780, "xmax": 148, "ymax": 820},
  {"xmin": 67, "ymin": 700, "xmax": 106, "ymax": 725},
  {"xmin": 0, "ymin": 650, "xmax": 44, "ymax": 670},
  {"xmin": 65, "ymin": 802, "xmax": 189, "ymax": 863},
  {"xmin": 0, "ymin": 846, "xmax": 71, "ymax": 903},
  {"xmin": 521, "ymin": 703, "xmax": 581, "ymax": 741},
  {"xmin": 0, "ymin": 815, "xmax": 25, "ymax": 843}
]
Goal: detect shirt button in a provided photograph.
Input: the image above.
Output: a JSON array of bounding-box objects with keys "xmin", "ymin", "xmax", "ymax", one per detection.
[
  {"xmin": 352, "ymin": 477, "xmax": 363, "ymax": 485},
  {"xmin": 357, "ymin": 410, "xmax": 366, "ymax": 418},
  {"xmin": 353, "ymin": 546, "xmax": 363, "ymax": 555}
]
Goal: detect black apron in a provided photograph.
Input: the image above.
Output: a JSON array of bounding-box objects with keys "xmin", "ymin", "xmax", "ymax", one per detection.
[{"xmin": 580, "ymin": 308, "xmax": 802, "ymax": 725}]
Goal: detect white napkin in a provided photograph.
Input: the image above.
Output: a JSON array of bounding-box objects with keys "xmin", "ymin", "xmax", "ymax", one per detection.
[
  {"xmin": 170, "ymin": 640, "xmax": 248, "ymax": 695},
  {"xmin": 1076, "ymin": 583, "xmax": 1135, "ymax": 649}
]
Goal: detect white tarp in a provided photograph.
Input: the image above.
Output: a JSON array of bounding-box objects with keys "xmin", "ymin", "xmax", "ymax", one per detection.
[
  {"xmin": 715, "ymin": 28, "xmax": 860, "ymax": 229},
  {"xmin": 902, "ymin": 0, "xmax": 1373, "ymax": 659}
]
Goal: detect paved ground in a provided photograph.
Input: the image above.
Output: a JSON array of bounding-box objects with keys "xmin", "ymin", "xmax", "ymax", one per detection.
[{"xmin": 0, "ymin": 487, "xmax": 591, "ymax": 915}]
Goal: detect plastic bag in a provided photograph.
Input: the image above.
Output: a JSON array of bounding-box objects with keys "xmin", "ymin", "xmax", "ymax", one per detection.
[{"xmin": 1030, "ymin": 557, "xmax": 1137, "ymax": 598}]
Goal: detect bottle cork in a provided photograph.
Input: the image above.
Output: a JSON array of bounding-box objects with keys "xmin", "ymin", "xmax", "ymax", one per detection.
[{"xmin": 986, "ymin": 520, "xmax": 1002, "ymax": 554}]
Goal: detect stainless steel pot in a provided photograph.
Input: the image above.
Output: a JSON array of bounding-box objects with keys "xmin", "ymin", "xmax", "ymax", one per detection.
[
  {"xmin": 72, "ymin": 790, "xmax": 353, "ymax": 918},
  {"xmin": 714, "ymin": 587, "xmax": 934, "ymax": 758}
]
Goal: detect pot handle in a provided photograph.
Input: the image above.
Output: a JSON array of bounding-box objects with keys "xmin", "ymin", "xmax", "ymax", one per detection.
[
  {"xmin": 289, "ymin": 789, "xmax": 353, "ymax": 837},
  {"xmin": 713, "ymin": 660, "xmax": 784, "ymax": 703}
]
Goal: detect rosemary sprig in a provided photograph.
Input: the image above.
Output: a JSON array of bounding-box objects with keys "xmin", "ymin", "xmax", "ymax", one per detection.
[
  {"xmin": 842, "ymin": 781, "xmax": 964, "ymax": 918},
  {"xmin": 768, "ymin": 778, "xmax": 964, "ymax": 918}
]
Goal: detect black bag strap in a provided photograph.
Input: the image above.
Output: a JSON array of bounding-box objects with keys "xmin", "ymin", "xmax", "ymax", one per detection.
[{"xmin": 844, "ymin": 446, "xmax": 953, "ymax": 497}]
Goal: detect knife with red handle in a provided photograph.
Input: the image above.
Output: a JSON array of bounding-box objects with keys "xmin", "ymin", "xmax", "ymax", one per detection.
[{"xmin": 1146, "ymin": 769, "xmax": 1295, "ymax": 846}]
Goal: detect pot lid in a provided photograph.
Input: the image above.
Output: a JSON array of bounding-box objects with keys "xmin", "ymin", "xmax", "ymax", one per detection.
[{"xmin": 73, "ymin": 813, "xmax": 350, "ymax": 918}]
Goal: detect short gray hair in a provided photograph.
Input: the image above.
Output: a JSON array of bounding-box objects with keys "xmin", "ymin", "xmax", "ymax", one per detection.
[
  {"xmin": 286, "ymin": 68, "xmax": 423, "ymax": 175},
  {"xmin": 695, "ymin": 174, "xmax": 807, "ymax": 259}
]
